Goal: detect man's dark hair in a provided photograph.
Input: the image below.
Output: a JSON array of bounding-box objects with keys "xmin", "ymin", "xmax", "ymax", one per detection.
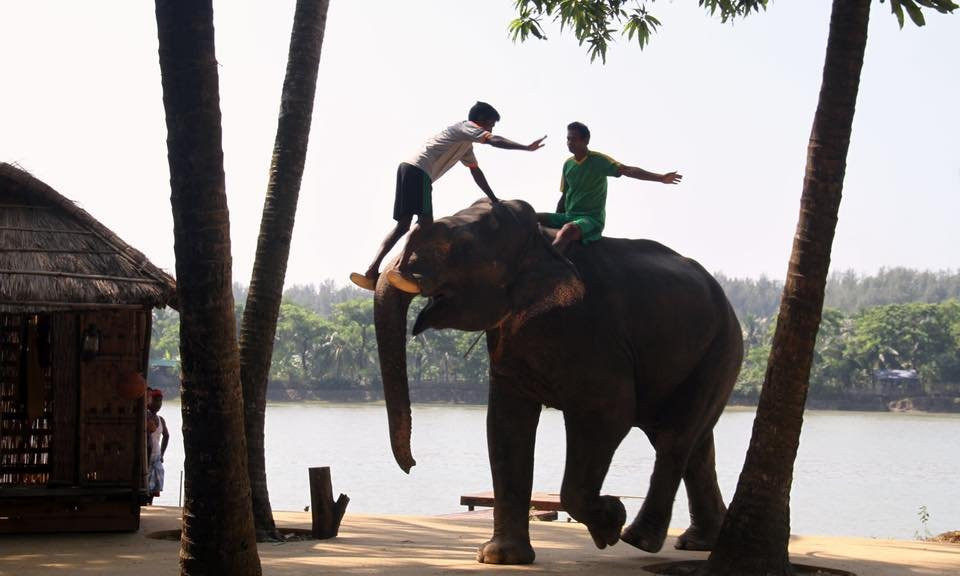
[
  {"xmin": 567, "ymin": 121, "xmax": 590, "ymax": 143},
  {"xmin": 468, "ymin": 101, "xmax": 501, "ymax": 123}
]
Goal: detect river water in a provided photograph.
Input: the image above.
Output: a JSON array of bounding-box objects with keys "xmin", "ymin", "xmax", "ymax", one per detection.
[{"xmin": 152, "ymin": 403, "xmax": 959, "ymax": 540}]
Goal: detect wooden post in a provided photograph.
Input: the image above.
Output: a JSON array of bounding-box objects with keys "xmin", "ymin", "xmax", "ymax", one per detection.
[{"xmin": 309, "ymin": 466, "xmax": 349, "ymax": 539}]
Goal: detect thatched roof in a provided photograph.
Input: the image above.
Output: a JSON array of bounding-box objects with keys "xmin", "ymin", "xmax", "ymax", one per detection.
[{"xmin": 0, "ymin": 163, "xmax": 177, "ymax": 312}]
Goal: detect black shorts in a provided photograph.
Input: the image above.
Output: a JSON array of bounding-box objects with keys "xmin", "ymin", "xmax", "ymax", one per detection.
[{"xmin": 393, "ymin": 163, "xmax": 433, "ymax": 221}]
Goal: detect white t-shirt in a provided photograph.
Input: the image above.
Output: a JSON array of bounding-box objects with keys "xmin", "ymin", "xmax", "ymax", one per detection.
[{"xmin": 406, "ymin": 120, "xmax": 492, "ymax": 182}]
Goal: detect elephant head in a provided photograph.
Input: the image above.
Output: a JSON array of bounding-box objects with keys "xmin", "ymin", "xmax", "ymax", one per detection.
[{"xmin": 374, "ymin": 199, "xmax": 584, "ymax": 472}]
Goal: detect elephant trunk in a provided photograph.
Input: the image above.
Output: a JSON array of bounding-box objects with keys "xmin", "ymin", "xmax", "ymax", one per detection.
[{"xmin": 374, "ymin": 274, "xmax": 417, "ymax": 473}]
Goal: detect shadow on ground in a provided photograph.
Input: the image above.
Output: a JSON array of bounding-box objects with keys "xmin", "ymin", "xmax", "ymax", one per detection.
[{"xmin": 0, "ymin": 508, "xmax": 957, "ymax": 576}]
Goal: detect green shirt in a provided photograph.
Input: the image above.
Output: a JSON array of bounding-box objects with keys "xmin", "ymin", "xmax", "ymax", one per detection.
[{"xmin": 560, "ymin": 151, "xmax": 621, "ymax": 229}]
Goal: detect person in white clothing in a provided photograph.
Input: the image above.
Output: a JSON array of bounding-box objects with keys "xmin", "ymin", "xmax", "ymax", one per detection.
[
  {"xmin": 350, "ymin": 102, "xmax": 546, "ymax": 290},
  {"xmin": 145, "ymin": 388, "xmax": 169, "ymax": 505}
]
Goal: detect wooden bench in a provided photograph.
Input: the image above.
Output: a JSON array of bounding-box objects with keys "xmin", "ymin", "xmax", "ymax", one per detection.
[
  {"xmin": 440, "ymin": 508, "xmax": 559, "ymax": 521},
  {"xmin": 460, "ymin": 491, "xmax": 564, "ymax": 512}
]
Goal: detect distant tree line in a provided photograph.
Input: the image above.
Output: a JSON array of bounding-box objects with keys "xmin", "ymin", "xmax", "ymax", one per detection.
[
  {"xmin": 151, "ymin": 281, "xmax": 491, "ymax": 392},
  {"xmin": 150, "ymin": 269, "xmax": 960, "ymax": 399},
  {"xmin": 738, "ymin": 300, "xmax": 960, "ymax": 398},
  {"xmin": 719, "ymin": 267, "xmax": 960, "ymax": 319}
]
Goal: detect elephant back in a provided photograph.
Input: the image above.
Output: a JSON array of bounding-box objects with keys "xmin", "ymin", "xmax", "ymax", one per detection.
[{"xmin": 562, "ymin": 236, "xmax": 740, "ymax": 353}]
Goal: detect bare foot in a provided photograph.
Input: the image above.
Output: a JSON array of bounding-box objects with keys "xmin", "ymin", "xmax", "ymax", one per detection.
[{"xmin": 349, "ymin": 272, "xmax": 377, "ymax": 291}]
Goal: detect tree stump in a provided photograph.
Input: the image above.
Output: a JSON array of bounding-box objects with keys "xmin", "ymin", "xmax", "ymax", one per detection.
[{"xmin": 309, "ymin": 467, "xmax": 349, "ymax": 539}]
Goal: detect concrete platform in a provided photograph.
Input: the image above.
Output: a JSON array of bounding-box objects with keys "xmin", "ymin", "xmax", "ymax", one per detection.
[{"xmin": 1, "ymin": 506, "xmax": 958, "ymax": 575}]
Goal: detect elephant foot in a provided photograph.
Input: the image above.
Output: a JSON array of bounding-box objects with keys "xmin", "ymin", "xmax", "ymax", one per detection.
[
  {"xmin": 477, "ymin": 536, "xmax": 535, "ymax": 565},
  {"xmin": 675, "ymin": 523, "xmax": 721, "ymax": 551},
  {"xmin": 620, "ymin": 516, "xmax": 668, "ymax": 553},
  {"xmin": 585, "ymin": 496, "xmax": 627, "ymax": 549}
]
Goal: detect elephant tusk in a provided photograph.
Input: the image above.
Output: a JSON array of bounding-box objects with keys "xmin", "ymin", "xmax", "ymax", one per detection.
[{"xmin": 386, "ymin": 270, "xmax": 421, "ymax": 294}]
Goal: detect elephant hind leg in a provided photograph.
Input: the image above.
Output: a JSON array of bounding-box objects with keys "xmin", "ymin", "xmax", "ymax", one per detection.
[
  {"xmin": 620, "ymin": 433, "xmax": 687, "ymax": 553},
  {"xmin": 659, "ymin": 322, "xmax": 740, "ymax": 552},
  {"xmin": 622, "ymin": 368, "xmax": 724, "ymax": 552},
  {"xmin": 676, "ymin": 430, "xmax": 726, "ymax": 551},
  {"xmin": 623, "ymin": 312, "xmax": 740, "ymax": 554}
]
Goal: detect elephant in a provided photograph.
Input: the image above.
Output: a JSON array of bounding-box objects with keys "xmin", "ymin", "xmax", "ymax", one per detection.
[{"xmin": 373, "ymin": 198, "xmax": 743, "ymax": 564}]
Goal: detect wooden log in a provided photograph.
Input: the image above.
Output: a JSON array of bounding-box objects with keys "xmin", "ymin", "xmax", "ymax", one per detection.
[{"xmin": 309, "ymin": 466, "xmax": 348, "ymax": 539}]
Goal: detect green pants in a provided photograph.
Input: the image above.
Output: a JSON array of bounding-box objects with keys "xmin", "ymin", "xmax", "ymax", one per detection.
[{"xmin": 543, "ymin": 212, "xmax": 604, "ymax": 244}]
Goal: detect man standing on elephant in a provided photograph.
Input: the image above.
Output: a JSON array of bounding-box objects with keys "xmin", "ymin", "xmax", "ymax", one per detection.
[
  {"xmin": 538, "ymin": 121, "xmax": 682, "ymax": 252},
  {"xmin": 350, "ymin": 102, "xmax": 547, "ymax": 290}
]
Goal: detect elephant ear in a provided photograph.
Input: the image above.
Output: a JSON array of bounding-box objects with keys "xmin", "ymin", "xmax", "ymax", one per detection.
[{"xmin": 507, "ymin": 239, "xmax": 585, "ymax": 331}]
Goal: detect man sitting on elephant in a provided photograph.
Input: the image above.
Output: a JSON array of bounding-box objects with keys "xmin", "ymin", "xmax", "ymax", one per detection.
[
  {"xmin": 350, "ymin": 102, "xmax": 547, "ymax": 291},
  {"xmin": 538, "ymin": 121, "xmax": 683, "ymax": 252}
]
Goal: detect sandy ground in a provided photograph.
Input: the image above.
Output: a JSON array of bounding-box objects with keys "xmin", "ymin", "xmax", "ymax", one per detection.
[{"xmin": 1, "ymin": 506, "xmax": 958, "ymax": 575}]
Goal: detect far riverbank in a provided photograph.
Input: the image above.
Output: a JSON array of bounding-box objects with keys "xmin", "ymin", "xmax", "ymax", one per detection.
[{"xmin": 147, "ymin": 377, "xmax": 960, "ymax": 413}]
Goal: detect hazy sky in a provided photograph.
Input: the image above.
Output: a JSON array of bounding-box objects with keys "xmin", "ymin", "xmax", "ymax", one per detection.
[{"xmin": 2, "ymin": 1, "xmax": 957, "ymax": 288}]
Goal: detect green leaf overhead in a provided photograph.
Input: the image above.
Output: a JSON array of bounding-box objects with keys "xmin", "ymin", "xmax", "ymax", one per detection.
[{"xmin": 512, "ymin": 0, "xmax": 956, "ymax": 61}]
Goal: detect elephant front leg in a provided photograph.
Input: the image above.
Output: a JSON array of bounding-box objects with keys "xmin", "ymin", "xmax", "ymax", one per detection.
[
  {"xmin": 560, "ymin": 412, "xmax": 631, "ymax": 550},
  {"xmin": 477, "ymin": 378, "xmax": 541, "ymax": 565}
]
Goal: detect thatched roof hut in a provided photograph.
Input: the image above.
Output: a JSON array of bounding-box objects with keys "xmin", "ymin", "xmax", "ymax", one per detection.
[
  {"xmin": 1, "ymin": 162, "xmax": 176, "ymax": 533},
  {"xmin": 0, "ymin": 162, "xmax": 176, "ymax": 312}
]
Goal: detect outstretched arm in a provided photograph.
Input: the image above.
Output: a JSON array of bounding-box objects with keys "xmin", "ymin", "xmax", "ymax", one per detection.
[
  {"xmin": 487, "ymin": 134, "xmax": 546, "ymax": 151},
  {"xmin": 619, "ymin": 164, "xmax": 682, "ymax": 184},
  {"xmin": 470, "ymin": 167, "xmax": 499, "ymax": 202}
]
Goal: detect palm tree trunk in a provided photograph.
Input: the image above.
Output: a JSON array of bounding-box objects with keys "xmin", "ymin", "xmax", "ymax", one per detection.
[
  {"xmin": 239, "ymin": 0, "xmax": 330, "ymax": 541},
  {"xmin": 154, "ymin": 1, "xmax": 261, "ymax": 574},
  {"xmin": 705, "ymin": 1, "xmax": 871, "ymax": 574}
]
